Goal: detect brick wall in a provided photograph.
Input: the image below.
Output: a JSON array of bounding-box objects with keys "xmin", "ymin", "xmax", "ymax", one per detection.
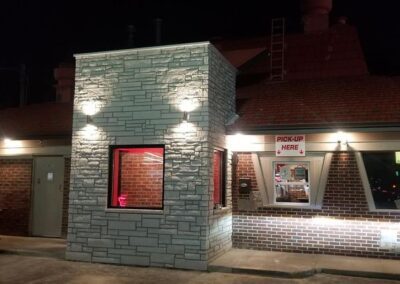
[
  {"xmin": 233, "ymin": 152, "xmax": 400, "ymax": 259},
  {"xmin": 0, "ymin": 159, "xmax": 32, "ymax": 236},
  {"xmin": 62, "ymin": 158, "xmax": 71, "ymax": 237},
  {"xmin": 120, "ymin": 152, "xmax": 163, "ymax": 208}
]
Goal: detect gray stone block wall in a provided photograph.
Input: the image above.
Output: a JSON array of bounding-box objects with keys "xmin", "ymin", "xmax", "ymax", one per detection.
[
  {"xmin": 67, "ymin": 42, "xmax": 235, "ymax": 270},
  {"xmin": 207, "ymin": 46, "xmax": 236, "ymax": 260}
]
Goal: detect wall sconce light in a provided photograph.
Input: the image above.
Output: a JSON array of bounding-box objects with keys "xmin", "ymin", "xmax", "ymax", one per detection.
[
  {"xmin": 81, "ymin": 101, "xmax": 99, "ymax": 125},
  {"xmin": 3, "ymin": 138, "xmax": 23, "ymax": 148},
  {"xmin": 4, "ymin": 138, "xmax": 12, "ymax": 146},
  {"xmin": 182, "ymin": 111, "xmax": 190, "ymax": 122},
  {"xmin": 336, "ymin": 131, "xmax": 348, "ymax": 146},
  {"xmin": 86, "ymin": 115, "xmax": 93, "ymax": 124},
  {"xmin": 179, "ymin": 98, "xmax": 197, "ymax": 123}
]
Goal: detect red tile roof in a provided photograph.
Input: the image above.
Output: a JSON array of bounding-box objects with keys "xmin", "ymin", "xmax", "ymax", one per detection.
[
  {"xmin": 0, "ymin": 102, "xmax": 73, "ymax": 139},
  {"xmin": 230, "ymin": 76, "xmax": 400, "ymax": 132}
]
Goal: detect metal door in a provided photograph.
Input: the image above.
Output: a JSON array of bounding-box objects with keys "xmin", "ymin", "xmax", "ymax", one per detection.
[{"xmin": 32, "ymin": 157, "xmax": 64, "ymax": 237}]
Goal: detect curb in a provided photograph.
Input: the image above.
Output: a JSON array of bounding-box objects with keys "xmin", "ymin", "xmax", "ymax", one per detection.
[
  {"xmin": 208, "ymin": 265, "xmax": 318, "ymax": 279},
  {"xmin": 209, "ymin": 265, "xmax": 400, "ymax": 281},
  {"xmin": 321, "ymin": 268, "xmax": 400, "ymax": 281}
]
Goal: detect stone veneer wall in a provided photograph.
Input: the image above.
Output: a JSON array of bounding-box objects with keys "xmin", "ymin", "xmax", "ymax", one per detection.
[
  {"xmin": 233, "ymin": 152, "xmax": 400, "ymax": 259},
  {"xmin": 207, "ymin": 47, "xmax": 236, "ymax": 260},
  {"xmin": 67, "ymin": 42, "xmax": 235, "ymax": 270}
]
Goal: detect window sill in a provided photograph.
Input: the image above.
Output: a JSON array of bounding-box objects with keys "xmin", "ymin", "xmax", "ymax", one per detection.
[
  {"xmin": 105, "ymin": 208, "xmax": 164, "ymax": 214},
  {"xmin": 368, "ymin": 208, "xmax": 400, "ymax": 213},
  {"xmin": 213, "ymin": 206, "xmax": 231, "ymax": 216},
  {"xmin": 263, "ymin": 204, "xmax": 322, "ymax": 210}
]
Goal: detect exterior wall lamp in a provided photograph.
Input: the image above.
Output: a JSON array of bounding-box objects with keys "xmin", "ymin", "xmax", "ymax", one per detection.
[
  {"xmin": 336, "ymin": 131, "xmax": 348, "ymax": 146},
  {"xmin": 182, "ymin": 111, "xmax": 190, "ymax": 122},
  {"xmin": 179, "ymin": 98, "xmax": 197, "ymax": 123},
  {"xmin": 86, "ymin": 115, "xmax": 93, "ymax": 124},
  {"xmin": 3, "ymin": 138, "xmax": 23, "ymax": 148},
  {"xmin": 81, "ymin": 101, "xmax": 99, "ymax": 125}
]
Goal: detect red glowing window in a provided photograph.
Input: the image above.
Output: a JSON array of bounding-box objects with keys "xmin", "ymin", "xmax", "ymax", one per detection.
[
  {"xmin": 213, "ymin": 149, "xmax": 226, "ymax": 208},
  {"xmin": 108, "ymin": 145, "xmax": 164, "ymax": 209}
]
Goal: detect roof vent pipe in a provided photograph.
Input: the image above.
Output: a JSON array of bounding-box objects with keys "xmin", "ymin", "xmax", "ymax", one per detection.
[
  {"xmin": 301, "ymin": 0, "xmax": 332, "ymax": 33},
  {"xmin": 127, "ymin": 24, "xmax": 136, "ymax": 47},
  {"xmin": 154, "ymin": 18, "xmax": 162, "ymax": 45}
]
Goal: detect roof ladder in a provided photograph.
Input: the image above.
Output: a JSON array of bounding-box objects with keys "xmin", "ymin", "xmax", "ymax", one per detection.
[{"xmin": 269, "ymin": 18, "xmax": 285, "ymax": 81}]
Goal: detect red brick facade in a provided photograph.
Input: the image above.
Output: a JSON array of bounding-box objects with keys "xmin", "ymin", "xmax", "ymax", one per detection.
[
  {"xmin": 233, "ymin": 152, "xmax": 400, "ymax": 259},
  {"xmin": 0, "ymin": 159, "xmax": 32, "ymax": 236},
  {"xmin": 62, "ymin": 158, "xmax": 71, "ymax": 236},
  {"xmin": 0, "ymin": 158, "xmax": 71, "ymax": 237},
  {"xmin": 120, "ymin": 152, "xmax": 163, "ymax": 208}
]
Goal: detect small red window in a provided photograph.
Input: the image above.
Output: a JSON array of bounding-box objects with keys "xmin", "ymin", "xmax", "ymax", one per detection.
[
  {"xmin": 109, "ymin": 145, "xmax": 164, "ymax": 209},
  {"xmin": 213, "ymin": 149, "xmax": 226, "ymax": 208}
]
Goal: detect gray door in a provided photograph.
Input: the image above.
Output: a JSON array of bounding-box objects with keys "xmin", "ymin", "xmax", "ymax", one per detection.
[{"xmin": 32, "ymin": 157, "xmax": 64, "ymax": 237}]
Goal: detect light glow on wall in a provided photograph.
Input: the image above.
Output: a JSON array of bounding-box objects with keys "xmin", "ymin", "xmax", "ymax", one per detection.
[
  {"xmin": 81, "ymin": 124, "xmax": 102, "ymax": 142},
  {"xmin": 179, "ymin": 97, "xmax": 198, "ymax": 113},
  {"xmin": 227, "ymin": 134, "xmax": 265, "ymax": 152},
  {"xmin": 3, "ymin": 138, "xmax": 23, "ymax": 148},
  {"xmin": 311, "ymin": 216, "xmax": 345, "ymax": 226},
  {"xmin": 81, "ymin": 100, "xmax": 101, "ymax": 116},
  {"xmin": 173, "ymin": 121, "xmax": 198, "ymax": 138},
  {"xmin": 238, "ymin": 215, "xmax": 400, "ymax": 251},
  {"xmin": 335, "ymin": 131, "xmax": 348, "ymax": 145},
  {"xmin": 1, "ymin": 139, "xmax": 25, "ymax": 155}
]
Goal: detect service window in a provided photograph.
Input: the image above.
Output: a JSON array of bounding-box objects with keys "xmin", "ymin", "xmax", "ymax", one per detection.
[
  {"xmin": 213, "ymin": 149, "xmax": 226, "ymax": 208},
  {"xmin": 254, "ymin": 152, "xmax": 332, "ymax": 208},
  {"xmin": 361, "ymin": 151, "xmax": 400, "ymax": 210},
  {"xmin": 108, "ymin": 145, "xmax": 164, "ymax": 209},
  {"xmin": 273, "ymin": 162, "xmax": 310, "ymax": 204}
]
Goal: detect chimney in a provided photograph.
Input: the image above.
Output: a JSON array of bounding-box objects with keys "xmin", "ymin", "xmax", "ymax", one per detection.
[
  {"xmin": 54, "ymin": 63, "xmax": 75, "ymax": 103},
  {"xmin": 301, "ymin": 0, "xmax": 332, "ymax": 33}
]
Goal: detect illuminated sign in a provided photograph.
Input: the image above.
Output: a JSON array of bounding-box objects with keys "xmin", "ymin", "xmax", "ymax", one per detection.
[
  {"xmin": 275, "ymin": 135, "xmax": 305, "ymax": 156},
  {"xmin": 118, "ymin": 194, "xmax": 127, "ymax": 207},
  {"xmin": 396, "ymin": 152, "xmax": 400, "ymax": 164}
]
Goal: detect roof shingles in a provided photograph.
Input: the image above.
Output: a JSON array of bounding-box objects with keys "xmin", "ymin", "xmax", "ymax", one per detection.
[
  {"xmin": 232, "ymin": 76, "xmax": 400, "ymax": 131},
  {"xmin": 0, "ymin": 103, "xmax": 73, "ymax": 139}
]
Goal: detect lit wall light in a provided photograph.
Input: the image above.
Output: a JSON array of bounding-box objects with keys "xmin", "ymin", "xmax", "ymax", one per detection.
[
  {"xmin": 3, "ymin": 138, "xmax": 23, "ymax": 148},
  {"xmin": 81, "ymin": 101, "xmax": 100, "ymax": 124},
  {"xmin": 335, "ymin": 131, "xmax": 348, "ymax": 146},
  {"xmin": 179, "ymin": 98, "xmax": 197, "ymax": 122},
  {"xmin": 182, "ymin": 111, "xmax": 190, "ymax": 122},
  {"xmin": 4, "ymin": 138, "xmax": 12, "ymax": 147}
]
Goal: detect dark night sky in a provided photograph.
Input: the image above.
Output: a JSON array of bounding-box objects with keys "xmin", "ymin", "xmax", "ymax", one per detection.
[{"xmin": 1, "ymin": 0, "xmax": 400, "ymax": 107}]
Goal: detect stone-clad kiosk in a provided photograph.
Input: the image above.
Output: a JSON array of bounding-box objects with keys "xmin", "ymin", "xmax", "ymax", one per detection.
[{"xmin": 66, "ymin": 42, "xmax": 236, "ymax": 270}]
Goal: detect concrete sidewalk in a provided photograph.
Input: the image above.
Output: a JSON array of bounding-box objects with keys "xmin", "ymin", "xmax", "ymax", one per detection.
[
  {"xmin": 209, "ymin": 248, "xmax": 400, "ymax": 280},
  {"xmin": 0, "ymin": 235, "xmax": 66, "ymax": 259},
  {"xmin": 2, "ymin": 235, "xmax": 400, "ymax": 281}
]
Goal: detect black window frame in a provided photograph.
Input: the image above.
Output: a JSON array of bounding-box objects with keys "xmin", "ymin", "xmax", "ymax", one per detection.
[{"xmin": 107, "ymin": 144, "xmax": 165, "ymax": 210}]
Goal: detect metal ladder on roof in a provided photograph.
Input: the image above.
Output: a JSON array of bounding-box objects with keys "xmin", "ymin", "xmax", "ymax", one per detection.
[{"xmin": 269, "ymin": 18, "xmax": 285, "ymax": 81}]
